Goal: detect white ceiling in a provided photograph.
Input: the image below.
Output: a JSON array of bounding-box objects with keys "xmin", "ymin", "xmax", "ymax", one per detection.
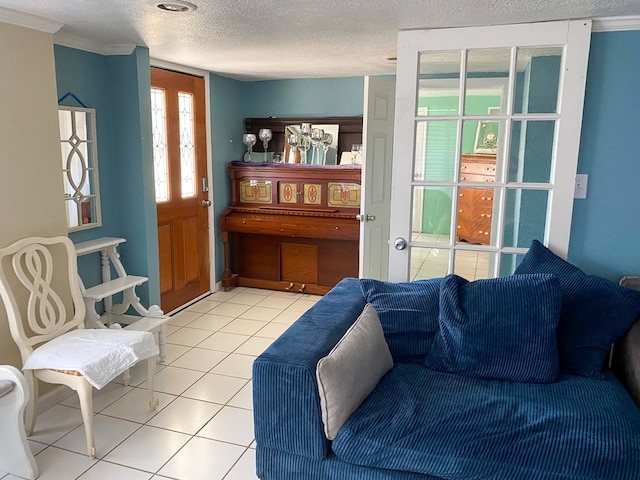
[{"xmin": 1, "ymin": 0, "xmax": 639, "ymax": 81}]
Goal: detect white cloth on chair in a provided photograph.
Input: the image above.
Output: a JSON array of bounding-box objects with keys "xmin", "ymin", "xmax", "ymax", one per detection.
[{"xmin": 23, "ymin": 329, "xmax": 158, "ymax": 389}]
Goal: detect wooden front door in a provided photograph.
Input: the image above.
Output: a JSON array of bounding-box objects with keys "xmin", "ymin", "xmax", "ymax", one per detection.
[{"xmin": 151, "ymin": 67, "xmax": 210, "ymax": 312}]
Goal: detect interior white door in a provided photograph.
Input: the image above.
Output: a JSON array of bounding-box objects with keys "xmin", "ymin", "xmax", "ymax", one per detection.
[
  {"xmin": 360, "ymin": 76, "xmax": 396, "ymax": 280},
  {"xmin": 388, "ymin": 20, "xmax": 592, "ymax": 282}
]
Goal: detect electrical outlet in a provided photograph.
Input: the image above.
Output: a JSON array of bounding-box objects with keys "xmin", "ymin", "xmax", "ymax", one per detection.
[{"xmin": 574, "ymin": 174, "xmax": 588, "ymax": 199}]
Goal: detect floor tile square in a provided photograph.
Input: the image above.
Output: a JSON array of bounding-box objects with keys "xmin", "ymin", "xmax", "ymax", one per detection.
[
  {"xmin": 33, "ymin": 447, "xmax": 96, "ymax": 480},
  {"xmin": 168, "ymin": 310, "xmax": 202, "ymax": 327},
  {"xmin": 30, "ymin": 405, "xmax": 83, "ymax": 445},
  {"xmin": 256, "ymin": 296, "xmax": 296, "ymax": 309},
  {"xmin": 270, "ymin": 310, "xmax": 302, "ymax": 325},
  {"xmin": 139, "ymin": 365, "xmax": 204, "ymax": 395},
  {"xmin": 182, "ymin": 373, "xmax": 247, "ymax": 404},
  {"xmin": 208, "ymin": 302, "xmax": 251, "ymax": 318},
  {"xmin": 220, "ymin": 318, "xmax": 268, "ymax": 335},
  {"xmin": 255, "ymin": 322, "xmax": 289, "ymax": 339},
  {"xmin": 225, "ymin": 292, "xmax": 265, "ymax": 306},
  {"xmin": 103, "ymin": 425, "xmax": 190, "ymax": 473},
  {"xmin": 166, "ymin": 327, "xmax": 213, "ymax": 347},
  {"xmin": 239, "ymin": 306, "xmax": 283, "ymax": 321},
  {"xmin": 224, "ymin": 448, "xmax": 259, "ymax": 480},
  {"xmin": 61, "ymin": 382, "xmax": 133, "ymax": 412},
  {"xmin": 227, "ymin": 381, "xmax": 253, "ymax": 410},
  {"xmin": 234, "ymin": 336, "xmax": 273, "ymax": 356},
  {"xmin": 54, "ymin": 414, "xmax": 141, "ymax": 458},
  {"xmin": 169, "ymin": 348, "xmax": 228, "ymax": 372},
  {"xmin": 185, "ymin": 313, "xmax": 234, "ymax": 332},
  {"xmin": 210, "ymin": 354, "xmax": 255, "ymax": 379},
  {"xmin": 100, "ymin": 388, "xmax": 175, "ymax": 424},
  {"xmin": 161, "ymin": 343, "xmax": 191, "ymax": 364},
  {"xmin": 157, "ymin": 436, "xmax": 245, "ymax": 480},
  {"xmin": 197, "ymin": 332, "xmax": 250, "ymax": 352},
  {"xmin": 146, "ymin": 397, "xmax": 222, "ymax": 435},
  {"xmin": 197, "ymin": 406, "xmax": 254, "ymax": 446},
  {"xmin": 186, "ymin": 299, "xmax": 221, "ymax": 313}
]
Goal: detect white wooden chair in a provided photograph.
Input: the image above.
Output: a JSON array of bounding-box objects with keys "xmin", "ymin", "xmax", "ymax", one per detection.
[
  {"xmin": 0, "ymin": 236, "xmax": 159, "ymax": 458},
  {"xmin": 0, "ymin": 365, "xmax": 38, "ymax": 479}
]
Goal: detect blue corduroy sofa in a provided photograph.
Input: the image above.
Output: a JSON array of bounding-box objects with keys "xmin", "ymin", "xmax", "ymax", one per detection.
[{"xmin": 253, "ymin": 242, "xmax": 640, "ymax": 480}]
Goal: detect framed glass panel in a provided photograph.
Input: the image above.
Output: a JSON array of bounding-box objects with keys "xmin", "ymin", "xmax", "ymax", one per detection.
[
  {"xmin": 508, "ymin": 120, "xmax": 556, "ymax": 183},
  {"xmin": 414, "ymin": 120, "xmax": 458, "ymax": 181},
  {"xmin": 151, "ymin": 88, "xmax": 169, "ymax": 202},
  {"xmin": 503, "ymin": 189, "xmax": 549, "ymax": 248},
  {"xmin": 465, "ymin": 48, "xmax": 510, "ymax": 115},
  {"xmin": 500, "ymin": 253, "xmax": 526, "ymax": 276},
  {"xmin": 412, "ymin": 186, "xmax": 453, "ymax": 244},
  {"xmin": 456, "ymin": 187, "xmax": 497, "ymax": 246},
  {"xmin": 178, "ymin": 92, "xmax": 196, "ymax": 198},
  {"xmin": 417, "ymin": 51, "xmax": 461, "ymax": 117},
  {"xmin": 411, "ymin": 247, "xmax": 449, "ymax": 281},
  {"xmin": 513, "ymin": 46, "xmax": 563, "ymax": 114},
  {"xmin": 59, "ymin": 106, "xmax": 101, "ymax": 232}
]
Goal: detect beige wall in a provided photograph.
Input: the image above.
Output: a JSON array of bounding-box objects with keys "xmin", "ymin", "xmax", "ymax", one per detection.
[{"xmin": 0, "ymin": 22, "xmax": 67, "ymax": 370}]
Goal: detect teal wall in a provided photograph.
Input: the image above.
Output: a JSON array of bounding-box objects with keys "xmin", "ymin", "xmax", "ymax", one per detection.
[
  {"xmin": 54, "ymin": 45, "xmax": 118, "ymax": 290},
  {"xmin": 243, "ymin": 77, "xmax": 364, "ymax": 117},
  {"xmin": 567, "ymin": 30, "xmax": 640, "ymax": 281},
  {"xmin": 210, "ymin": 73, "xmax": 245, "ymax": 278},
  {"xmin": 54, "ymin": 46, "xmax": 159, "ymax": 307}
]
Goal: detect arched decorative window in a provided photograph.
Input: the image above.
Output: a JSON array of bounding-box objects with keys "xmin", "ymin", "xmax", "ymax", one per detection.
[{"xmin": 58, "ymin": 106, "xmax": 101, "ymax": 231}]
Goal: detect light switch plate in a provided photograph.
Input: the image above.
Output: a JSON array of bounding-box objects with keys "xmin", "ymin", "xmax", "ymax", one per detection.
[{"xmin": 574, "ymin": 174, "xmax": 588, "ymax": 199}]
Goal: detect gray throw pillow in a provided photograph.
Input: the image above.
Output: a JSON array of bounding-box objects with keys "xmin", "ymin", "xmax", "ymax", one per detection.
[{"xmin": 316, "ymin": 303, "xmax": 394, "ymax": 440}]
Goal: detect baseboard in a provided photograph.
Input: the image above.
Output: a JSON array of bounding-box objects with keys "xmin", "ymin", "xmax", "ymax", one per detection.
[{"xmin": 37, "ymin": 385, "xmax": 73, "ymax": 414}]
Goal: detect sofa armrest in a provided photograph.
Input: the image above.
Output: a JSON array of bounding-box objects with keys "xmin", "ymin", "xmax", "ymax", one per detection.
[{"xmin": 253, "ymin": 278, "xmax": 367, "ymax": 460}]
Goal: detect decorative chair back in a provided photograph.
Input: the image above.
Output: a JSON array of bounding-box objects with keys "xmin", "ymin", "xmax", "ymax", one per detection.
[{"xmin": 0, "ymin": 236, "xmax": 86, "ymax": 364}]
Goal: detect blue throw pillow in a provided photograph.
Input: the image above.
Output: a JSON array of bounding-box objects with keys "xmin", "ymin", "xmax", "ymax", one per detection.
[
  {"xmin": 514, "ymin": 240, "xmax": 640, "ymax": 378},
  {"xmin": 424, "ymin": 274, "xmax": 562, "ymax": 383},
  {"xmin": 360, "ymin": 278, "xmax": 441, "ymax": 363}
]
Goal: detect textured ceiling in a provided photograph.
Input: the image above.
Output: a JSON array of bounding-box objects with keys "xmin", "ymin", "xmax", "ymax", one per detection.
[{"xmin": 1, "ymin": 0, "xmax": 639, "ymax": 81}]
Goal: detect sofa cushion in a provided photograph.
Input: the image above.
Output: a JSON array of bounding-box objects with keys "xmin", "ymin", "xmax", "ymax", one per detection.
[
  {"xmin": 360, "ymin": 278, "xmax": 441, "ymax": 363},
  {"xmin": 316, "ymin": 303, "xmax": 393, "ymax": 440},
  {"xmin": 332, "ymin": 364, "xmax": 640, "ymax": 480},
  {"xmin": 424, "ymin": 274, "xmax": 562, "ymax": 383},
  {"xmin": 514, "ymin": 240, "xmax": 640, "ymax": 378}
]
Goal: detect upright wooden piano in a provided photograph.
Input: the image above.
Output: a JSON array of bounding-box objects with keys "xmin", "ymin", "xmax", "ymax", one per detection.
[{"xmin": 220, "ymin": 161, "xmax": 362, "ymax": 294}]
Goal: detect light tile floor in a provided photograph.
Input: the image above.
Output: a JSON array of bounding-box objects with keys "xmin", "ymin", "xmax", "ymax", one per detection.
[{"xmin": 0, "ymin": 287, "xmax": 321, "ymax": 480}]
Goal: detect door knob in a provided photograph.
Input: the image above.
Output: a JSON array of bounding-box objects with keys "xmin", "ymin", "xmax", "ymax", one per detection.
[
  {"xmin": 394, "ymin": 237, "xmax": 408, "ymax": 250},
  {"xmin": 355, "ymin": 214, "xmax": 377, "ymax": 222},
  {"xmin": 202, "ymin": 199, "xmax": 212, "ymax": 207}
]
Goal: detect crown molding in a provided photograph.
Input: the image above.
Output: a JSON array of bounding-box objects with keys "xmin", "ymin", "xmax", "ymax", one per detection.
[
  {"xmin": 0, "ymin": 6, "xmax": 63, "ymax": 33},
  {"xmin": 592, "ymin": 15, "xmax": 640, "ymax": 32},
  {"xmin": 53, "ymin": 31, "xmax": 136, "ymax": 56}
]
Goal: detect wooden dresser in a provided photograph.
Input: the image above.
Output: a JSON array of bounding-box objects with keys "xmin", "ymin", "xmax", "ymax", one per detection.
[
  {"xmin": 220, "ymin": 162, "xmax": 361, "ymax": 294},
  {"xmin": 457, "ymin": 155, "xmax": 496, "ymax": 245}
]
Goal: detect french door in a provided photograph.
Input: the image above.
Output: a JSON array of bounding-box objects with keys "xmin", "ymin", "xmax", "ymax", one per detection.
[
  {"xmin": 388, "ymin": 20, "xmax": 592, "ymax": 281},
  {"xmin": 151, "ymin": 67, "xmax": 210, "ymax": 312}
]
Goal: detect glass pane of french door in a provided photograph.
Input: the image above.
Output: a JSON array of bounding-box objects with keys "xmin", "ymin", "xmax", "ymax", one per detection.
[{"xmin": 391, "ymin": 21, "xmax": 592, "ymax": 282}]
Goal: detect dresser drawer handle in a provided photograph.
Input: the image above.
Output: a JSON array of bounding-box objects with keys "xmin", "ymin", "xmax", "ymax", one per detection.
[
  {"xmin": 459, "ymin": 193, "xmax": 464, "ymax": 197},
  {"xmin": 458, "ymin": 209, "xmax": 463, "ymax": 213},
  {"xmin": 242, "ymin": 220, "xmax": 246, "ymax": 224},
  {"xmin": 457, "ymin": 225, "xmax": 461, "ymax": 229},
  {"xmin": 461, "ymin": 176, "xmax": 466, "ymax": 181}
]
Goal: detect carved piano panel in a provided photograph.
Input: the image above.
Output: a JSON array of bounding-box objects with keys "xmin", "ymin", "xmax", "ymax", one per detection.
[{"xmin": 221, "ymin": 162, "xmax": 362, "ymax": 294}]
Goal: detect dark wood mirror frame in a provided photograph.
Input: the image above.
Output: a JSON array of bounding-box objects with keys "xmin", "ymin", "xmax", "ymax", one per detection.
[{"xmin": 245, "ymin": 116, "xmax": 363, "ymax": 162}]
